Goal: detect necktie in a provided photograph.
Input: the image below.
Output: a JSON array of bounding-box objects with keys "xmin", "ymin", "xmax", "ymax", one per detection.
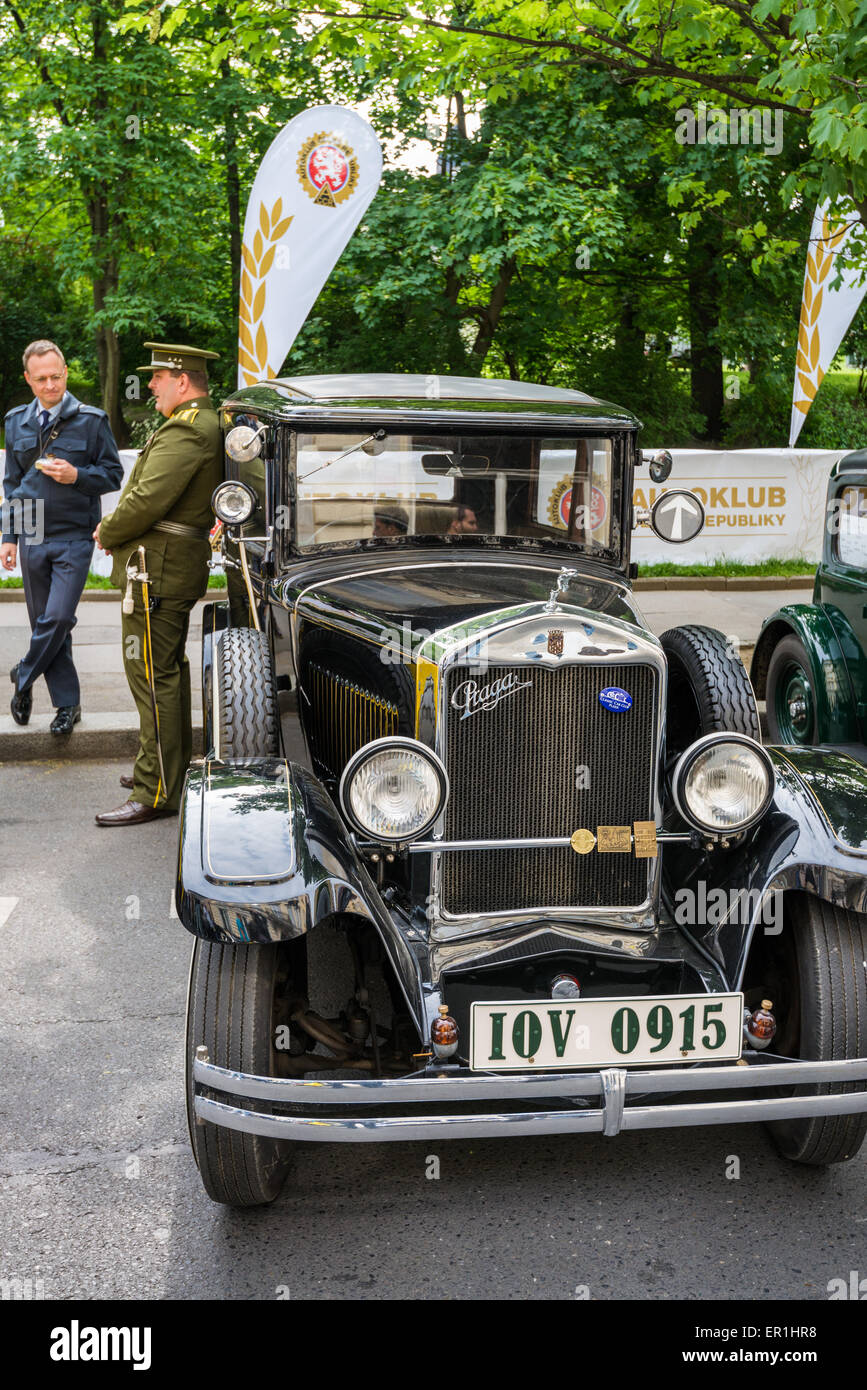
[{"xmin": 39, "ymin": 409, "xmax": 50, "ymax": 433}]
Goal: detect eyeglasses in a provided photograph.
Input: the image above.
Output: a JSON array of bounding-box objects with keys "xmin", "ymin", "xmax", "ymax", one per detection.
[{"xmin": 29, "ymin": 373, "xmax": 66, "ymax": 385}]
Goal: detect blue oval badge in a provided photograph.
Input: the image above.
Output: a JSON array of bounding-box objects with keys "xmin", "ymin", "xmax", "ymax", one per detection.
[{"xmin": 599, "ymin": 686, "xmax": 633, "ymax": 712}]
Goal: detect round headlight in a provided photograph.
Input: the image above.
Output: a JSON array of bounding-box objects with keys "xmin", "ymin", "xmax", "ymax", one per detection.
[
  {"xmin": 673, "ymin": 733, "xmax": 775, "ymax": 834},
  {"xmin": 339, "ymin": 737, "xmax": 448, "ymax": 843},
  {"xmin": 212, "ymin": 480, "xmax": 255, "ymax": 526}
]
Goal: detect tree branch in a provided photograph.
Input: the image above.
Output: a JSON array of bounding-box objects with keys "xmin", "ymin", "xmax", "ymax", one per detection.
[
  {"xmin": 299, "ymin": 5, "xmax": 810, "ymax": 114},
  {"xmin": 0, "ymin": 0, "xmax": 72, "ymax": 126}
]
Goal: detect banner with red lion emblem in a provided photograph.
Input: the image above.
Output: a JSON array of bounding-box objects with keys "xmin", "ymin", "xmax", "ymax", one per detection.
[{"xmin": 237, "ymin": 105, "xmax": 383, "ymax": 387}]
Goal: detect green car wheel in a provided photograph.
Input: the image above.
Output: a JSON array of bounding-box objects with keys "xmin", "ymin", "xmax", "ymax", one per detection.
[{"xmin": 765, "ymin": 634, "xmax": 817, "ymax": 745}]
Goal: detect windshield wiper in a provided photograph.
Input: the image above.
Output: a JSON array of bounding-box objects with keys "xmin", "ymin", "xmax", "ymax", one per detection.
[{"xmin": 301, "ymin": 430, "xmax": 387, "ymax": 481}]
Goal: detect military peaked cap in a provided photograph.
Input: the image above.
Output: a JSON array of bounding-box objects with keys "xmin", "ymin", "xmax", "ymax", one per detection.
[{"xmin": 137, "ymin": 342, "xmax": 220, "ymax": 374}]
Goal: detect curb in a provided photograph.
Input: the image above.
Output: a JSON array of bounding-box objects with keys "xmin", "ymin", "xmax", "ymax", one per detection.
[
  {"xmin": 0, "ymin": 588, "xmax": 119, "ymax": 602},
  {"xmin": 0, "ymin": 714, "xmax": 203, "ymax": 762},
  {"xmin": 633, "ymin": 576, "xmax": 813, "ymax": 591}
]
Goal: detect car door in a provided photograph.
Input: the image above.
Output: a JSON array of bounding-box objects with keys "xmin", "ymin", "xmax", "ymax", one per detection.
[{"xmin": 822, "ymin": 476, "xmax": 867, "ymax": 740}]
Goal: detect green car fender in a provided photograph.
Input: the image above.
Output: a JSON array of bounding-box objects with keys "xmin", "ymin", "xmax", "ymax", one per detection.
[{"xmin": 751, "ymin": 603, "xmax": 858, "ymax": 743}]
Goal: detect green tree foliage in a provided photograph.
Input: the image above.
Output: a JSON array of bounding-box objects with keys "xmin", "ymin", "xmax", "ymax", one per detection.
[{"xmin": 0, "ymin": 0, "xmax": 864, "ymax": 447}]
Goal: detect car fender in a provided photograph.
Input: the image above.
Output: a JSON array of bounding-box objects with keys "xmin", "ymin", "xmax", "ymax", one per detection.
[
  {"xmin": 664, "ymin": 747, "xmax": 867, "ymax": 990},
  {"xmin": 175, "ymin": 756, "xmax": 426, "ymax": 1025},
  {"xmin": 750, "ymin": 603, "xmax": 858, "ymax": 743}
]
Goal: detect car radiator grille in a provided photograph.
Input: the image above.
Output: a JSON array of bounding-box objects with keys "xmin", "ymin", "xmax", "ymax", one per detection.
[
  {"xmin": 305, "ymin": 663, "xmax": 399, "ymax": 781},
  {"xmin": 440, "ymin": 662, "xmax": 657, "ymax": 916}
]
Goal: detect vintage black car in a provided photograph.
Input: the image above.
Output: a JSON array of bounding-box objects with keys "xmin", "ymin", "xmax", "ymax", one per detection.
[{"xmin": 177, "ymin": 374, "xmax": 867, "ymax": 1206}]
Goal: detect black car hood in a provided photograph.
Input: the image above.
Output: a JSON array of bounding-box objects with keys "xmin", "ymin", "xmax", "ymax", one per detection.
[{"xmin": 285, "ymin": 551, "xmax": 644, "ymax": 634}]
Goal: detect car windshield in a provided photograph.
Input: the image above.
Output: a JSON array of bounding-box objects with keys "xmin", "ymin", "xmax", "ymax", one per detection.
[{"xmin": 294, "ymin": 431, "xmax": 619, "ymax": 556}]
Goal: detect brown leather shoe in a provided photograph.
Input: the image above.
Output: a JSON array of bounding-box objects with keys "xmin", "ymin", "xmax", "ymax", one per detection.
[
  {"xmin": 119, "ymin": 774, "xmax": 134, "ymax": 789},
  {"xmin": 95, "ymin": 800, "xmax": 176, "ymax": 826}
]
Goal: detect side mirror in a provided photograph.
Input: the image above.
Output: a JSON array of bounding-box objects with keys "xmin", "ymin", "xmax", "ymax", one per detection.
[
  {"xmin": 646, "ymin": 449, "xmax": 673, "ymax": 484},
  {"xmin": 650, "ymin": 489, "xmax": 705, "ymax": 544},
  {"xmin": 225, "ymin": 424, "xmax": 266, "ymax": 463}
]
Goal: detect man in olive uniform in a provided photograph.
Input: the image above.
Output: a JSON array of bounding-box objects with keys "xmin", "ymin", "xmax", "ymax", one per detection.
[{"xmin": 94, "ymin": 343, "xmax": 222, "ymax": 825}]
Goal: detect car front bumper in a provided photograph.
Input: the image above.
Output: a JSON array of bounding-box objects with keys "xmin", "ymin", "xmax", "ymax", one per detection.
[{"xmin": 192, "ymin": 1053, "xmax": 867, "ymax": 1142}]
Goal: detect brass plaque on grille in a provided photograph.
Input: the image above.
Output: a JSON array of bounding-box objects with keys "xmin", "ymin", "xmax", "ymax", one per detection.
[
  {"xmin": 633, "ymin": 821, "xmax": 658, "ymax": 858},
  {"xmin": 597, "ymin": 824, "xmax": 632, "ymax": 853},
  {"xmin": 570, "ymin": 828, "xmax": 596, "ymax": 855}
]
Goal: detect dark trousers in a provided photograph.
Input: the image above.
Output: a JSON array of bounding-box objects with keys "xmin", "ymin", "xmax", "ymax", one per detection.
[
  {"xmin": 18, "ymin": 536, "xmax": 93, "ymax": 707},
  {"xmin": 121, "ymin": 599, "xmax": 195, "ymax": 811}
]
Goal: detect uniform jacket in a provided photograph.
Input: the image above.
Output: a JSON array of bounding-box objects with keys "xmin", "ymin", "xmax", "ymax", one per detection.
[
  {"xmin": 2, "ymin": 393, "xmax": 123, "ymax": 544},
  {"xmin": 99, "ymin": 395, "xmax": 222, "ymax": 603}
]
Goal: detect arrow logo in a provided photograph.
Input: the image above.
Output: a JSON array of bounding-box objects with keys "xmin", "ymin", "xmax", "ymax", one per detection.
[{"xmin": 658, "ymin": 493, "xmax": 698, "ymax": 540}]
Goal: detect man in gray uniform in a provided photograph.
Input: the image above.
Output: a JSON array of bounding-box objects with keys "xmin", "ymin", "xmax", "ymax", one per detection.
[{"xmin": 1, "ymin": 340, "xmax": 123, "ymax": 732}]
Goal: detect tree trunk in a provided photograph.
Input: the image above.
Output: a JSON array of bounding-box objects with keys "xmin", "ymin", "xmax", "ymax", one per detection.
[
  {"xmin": 87, "ymin": 190, "xmax": 126, "ymax": 444},
  {"xmin": 687, "ymin": 220, "xmax": 724, "ymax": 441},
  {"xmin": 471, "ymin": 256, "xmax": 517, "ymax": 367},
  {"xmin": 614, "ymin": 298, "xmax": 645, "ymax": 381}
]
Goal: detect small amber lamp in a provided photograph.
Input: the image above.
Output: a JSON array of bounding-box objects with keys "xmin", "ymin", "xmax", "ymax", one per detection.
[
  {"xmin": 431, "ymin": 1004, "xmax": 459, "ymax": 1059},
  {"xmin": 745, "ymin": 999, "xmax": 777, "ymax": 1050}
]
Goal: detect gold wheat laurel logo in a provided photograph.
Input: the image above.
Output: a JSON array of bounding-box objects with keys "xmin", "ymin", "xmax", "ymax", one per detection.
[
  {"xmin": 793, "ymin": 211, "xmax": 847, "ymax": 416},
  {"xmin": 238, "ymin": 198, "xmax": 294, "ymax": 386}
]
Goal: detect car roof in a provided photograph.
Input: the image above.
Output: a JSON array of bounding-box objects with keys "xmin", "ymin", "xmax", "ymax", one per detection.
[
  {"xmin": 274, "ymin": 374, "xmax": 599, "ymax": 404},
  {"xmin": 835, "ymin": 449, "xmax": 867, "ymax": 474},
  {"xmin": 222, "ymin": 373, "xmax": 639, "ymax": 426}
]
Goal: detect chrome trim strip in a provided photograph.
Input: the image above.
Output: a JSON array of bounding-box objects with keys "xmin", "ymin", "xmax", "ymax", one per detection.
[
  {"xmin": 402, "ymin": 832, "xmax": 690, "ymax": 852},
  {"xmin": 194, "ymin": 1084, "xmax": 867, "ymax": 1143},
  {"xmin": 194, "ymin": 1054, "xmax": 867, "ymax": 1103}
]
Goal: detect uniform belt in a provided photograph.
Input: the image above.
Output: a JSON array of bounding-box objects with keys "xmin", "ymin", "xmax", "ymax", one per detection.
[{"xmin": 152, "ymin": 520, "xmax": 210, "ymax": 540}]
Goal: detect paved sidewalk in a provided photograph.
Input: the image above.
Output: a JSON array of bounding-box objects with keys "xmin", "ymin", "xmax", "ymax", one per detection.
[
  {"xmin": 0, "ymin": 595, "xmax": 209, "ymax": 759},
  {"xmin": 0, "ymin": 586, "xmax": 811, "ymax": 759}
]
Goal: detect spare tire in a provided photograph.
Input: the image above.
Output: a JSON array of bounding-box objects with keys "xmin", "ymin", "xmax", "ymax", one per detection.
[
  {"xmin": 660, "ymin": 624, "xmax": 761, "ymax": 763},
  {"xmin": 214, "ymin": 626, "xmax": 280, "ymax": 758}
]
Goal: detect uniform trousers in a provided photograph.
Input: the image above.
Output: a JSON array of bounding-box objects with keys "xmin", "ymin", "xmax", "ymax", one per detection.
[
  {"xmin": 121, "ymin": 597, "xmax": 195, "ymax": 811},
  {"xmin": 18, "ymin": 536, "xmax": 93, "ymax": 706}
]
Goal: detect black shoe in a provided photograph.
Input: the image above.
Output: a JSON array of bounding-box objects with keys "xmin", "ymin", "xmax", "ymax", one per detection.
[
  {"xmin": 10, "ymin": 665, "xmax": 32, "ymax": 726},
  {"xmin": 50, "ymin": 705, "xmax": 81, "ymax": 735}
]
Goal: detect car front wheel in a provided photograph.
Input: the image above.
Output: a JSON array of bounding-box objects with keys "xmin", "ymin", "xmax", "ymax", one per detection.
[
  {"xmin": 186, "ymin": 939, "xmax": 297, "ymax": 1206},
  {"xmin": 766, "ymin": 894, "xmax": 867, "ymax": 1166},
  {"xmin": 765, "ymin": 634, "xmax": 817, "ymax": 745}
]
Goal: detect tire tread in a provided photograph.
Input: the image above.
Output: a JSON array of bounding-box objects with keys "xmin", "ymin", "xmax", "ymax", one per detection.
[{"xmin": 660, "ymin": 624, "xmax": 761, "ymax": 740}]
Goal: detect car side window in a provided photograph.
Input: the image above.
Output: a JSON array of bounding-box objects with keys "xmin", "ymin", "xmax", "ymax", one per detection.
[{"xmin": 837, "ymin": 485, "xmax": 867, "ymax": 569}]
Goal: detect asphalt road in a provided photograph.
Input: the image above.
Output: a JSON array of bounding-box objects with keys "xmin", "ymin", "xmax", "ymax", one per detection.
[{"xmin": 1, "ymin": 758, "xmax": 865, "ymax": 1303}]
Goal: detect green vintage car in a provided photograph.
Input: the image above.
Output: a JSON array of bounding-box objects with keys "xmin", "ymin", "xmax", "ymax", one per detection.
[{"xmin": 752, "ymin": 450, "xmax": 867, "ymax": 753}]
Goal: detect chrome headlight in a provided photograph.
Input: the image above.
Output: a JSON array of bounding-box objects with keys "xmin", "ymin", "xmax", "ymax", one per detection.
[
  {"xmin": 339, "ymin": 737, "xmax": 448, "ymax": 843},
  {"xmin": 211, "ymin": 480, "xmax": 256, "ymax": 526},
  {"xmin": 673, "ymin": 733, "xmax": 775, "ymax": 834}
]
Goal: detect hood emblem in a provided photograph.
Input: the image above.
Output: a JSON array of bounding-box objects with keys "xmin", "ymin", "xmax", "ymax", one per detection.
[
  {"xmin": 451, "ymin": 672, "xmax": 532, "ymax": 720},
  {"xmin": 544, "ymin": 566, "xmax": 578, "ymax": 613},
  {"xmin": 525, "ymin": 628, "xmax": 627, "ymax": 660}
]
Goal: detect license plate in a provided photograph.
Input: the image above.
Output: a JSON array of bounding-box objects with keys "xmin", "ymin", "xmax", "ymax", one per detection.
[{"xmin": 470, "ymin": 993, "xmax": 744, "ymax": 1071}]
